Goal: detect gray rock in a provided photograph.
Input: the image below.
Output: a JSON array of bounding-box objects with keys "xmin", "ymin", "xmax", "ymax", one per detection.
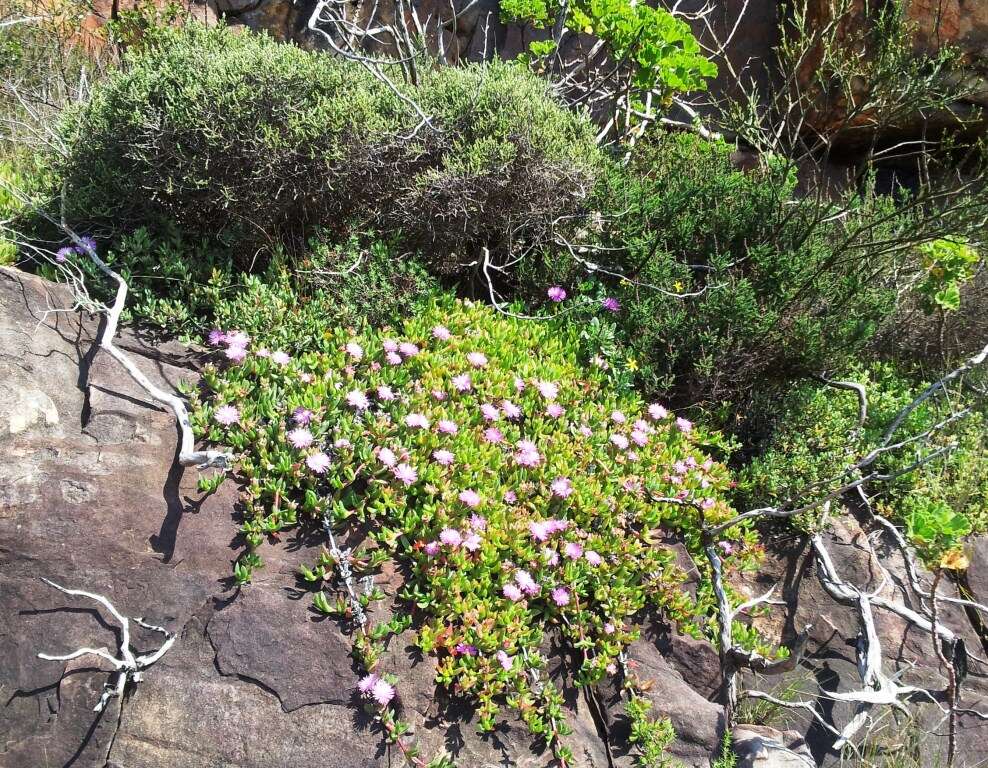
[{"xmin": 733, "ymin": 724, "xmax": 815, "ymax": 768}]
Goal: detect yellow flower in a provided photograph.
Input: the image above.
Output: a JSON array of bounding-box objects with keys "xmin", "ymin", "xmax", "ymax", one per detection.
[
  {"xmin": 673, "ymin": 281, "xmax": 684, "ymax": 292},
  {"xmin": 626, "ymin": 358, "xmax": 639, "ymax": 372},
  {"xmin": 940, "ymin": 548, "xmax": 969, "ymax": 571}
]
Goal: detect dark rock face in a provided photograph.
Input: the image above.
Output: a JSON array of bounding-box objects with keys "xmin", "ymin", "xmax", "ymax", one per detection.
[{"xmin": 0, "ymin": 267, "xmax": 724, "ymax": 767}]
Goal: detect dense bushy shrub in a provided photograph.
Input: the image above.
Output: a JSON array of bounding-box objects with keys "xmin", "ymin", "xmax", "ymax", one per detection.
[
  {"xmin": 738, "ymin": 363, "xmax": 988, "ymax": 557},
  {"xmin": 55, "ymin": 23, "xmax": 599, "ymax": 266},
  {"xmin": 190, "ymin": 297, "xmax": 764, "ymax": 761},
  {"xmin": 532, "ymin": 134, "xmax": 908, "ymax": 409}
]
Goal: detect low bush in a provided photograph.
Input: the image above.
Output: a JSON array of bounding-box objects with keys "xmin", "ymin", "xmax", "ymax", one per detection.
[
  {"xmin": 737, "ymin": 362, "xmax": 988, "ymax": 562},
  {"xmin": 55, "ymin": 22, "xmax": 599, "ymax": 267},
  {"xmin": 189, "ymin": 296, "xmax": 767, "ymax": 761}
]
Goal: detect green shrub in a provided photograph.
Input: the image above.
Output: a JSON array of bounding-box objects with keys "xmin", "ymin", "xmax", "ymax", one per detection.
[
  {"xmin": 190, "ymin": 296, "xmax": 765, "ymax": 761},
  {"xmin": 738, "ymin": 363, "xmax": 988, "ymax": 560},
  {"xmin": 55, "ymin": 23, "xmax": 599, "ymax": 266}
]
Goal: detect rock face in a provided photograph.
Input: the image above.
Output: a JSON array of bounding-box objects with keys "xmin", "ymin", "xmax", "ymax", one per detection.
[{"xmin": 0, "ymin": 266, "xmax": 725, "ymax": 767}]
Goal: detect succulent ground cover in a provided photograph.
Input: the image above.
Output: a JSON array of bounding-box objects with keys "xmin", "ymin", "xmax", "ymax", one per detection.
[{"xmin": 189, "ymin": 296, "xmax": 768, "ymax": 765}]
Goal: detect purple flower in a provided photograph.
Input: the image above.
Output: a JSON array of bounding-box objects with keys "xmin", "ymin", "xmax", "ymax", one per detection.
[
  {"xmin": 376, "ymin": 385, "xmax": 395, "ymax": 401},
  {"xmin": 514, "ymin": 569, "xmax": 539, "ymax": 596},
  {"xmin": 514, "ymin": 377, "xmax": 526, "ymax": 393},
  {"xmin": 610, "ymin": 434, "xmax": 629, "ymax": 450},
  {"xmin": 432, "ymin": 449, "xmax": 455, "ymax": 466},
  {"xmin": 306, "ymin": 452, "xmax": 331, "ymax": 474},
  {"xmin": 345, "ymin": 341, "xmax": 363, "ymax": 360},
  {"xmin": 463, "ymin": 532, "xmax": 482, "ymax": 552},
  {"xmin": 467, "ymin": 352, "xmax": 488, "ymax": 368},
  {"xmin": 546, "ymin": 519, "xmax": 570, "ymax": 534},
  {"xmin": 405, "ymin": 413, "xmax": 430, "ymax": 429},
  {"xmin": 378, "ymin": 447, "xmax": 398, "ymax": 467},
  {"xmin": 719, "ymin": 541, "xmax": 734, "ymax": 555},
  {"xmin": 256, "ymin": 348, "xmax": 270, "ymax": 358},
  {"xmin": 611, "ymin": 410, "xmax": 627, "ymax": 424},
  {"xmin": 469, "ymin": 514, "xmax": 487, "ymax": 531},
  {"xmin": 648, "ymin": 403, "xmax": 669, "ymax": 420},
  {"xmin": 543, "ymin": 547, "xmax": 559, "ymax": 566},
  {"xmin": 536, "ymin": 380, "xmax": 559, "ymax": 400},
  {"xmin": 551, "ymin": 587, "xmax": 570, "ymax": 607},
  {"xmin": 585, "ymin": 550, "xmax": 602, "ymax": 566},
  {"xmin": 225, "ymin": 345, "xmax": 247, "ymax": 363},
  {"xmin": 501, "ymin": 400, "xmax": 522, "ymax": 420},
  {"xmin": 480, "ymin": 403, "xmax": 500, "ymax": 421},
  {"xmin": 214, "ymin": 404, "xmax": 240, "ymax": 425},
  {"xmin": 76, "ymin": 236, "xmax": 97, "ymax": 254},
  {"xmin": 224, "ymin": 331, "xmax": 250, "ymax": 347},
  {"xmin": 385, "ymin": 351, "xmax": 402, "ymax": 366},
  {"xmin": 382, "ymin": 339, "xmax": 399, "ymax": 353},
  {"xmin": 371, "ymin": 678, "xmax": 396, "ymax": 707},
  {"xmin": 437, "ymin": 419, "xmax": 458, "ymax": 435},
  {"xmin": 578, "ymin": 425, "xmax": 593, "ymax": 438},
  {"xmin": 630, "ymin": 430, "xmax": 649, "ymax": 447},
  {"xmin": 496, "ymin": 650, "xmax": 513, "ymax": 670},
  {"xmin": 440, "ymin": 528, "xmax": 463, "ymax": 548},
  {"xmin": 701, "ymin": 498, "xmax": 716, "ymax": 510},
  {"xmin": 604, "ymin": 622, "xmax": 615, "ymax": 634},
  {"xmin": 550, "ymin": 477, "xmax": 573, "ymax": 499},
  {"xmin": 452, "ymin": 374, "xmax": 472, "ymax": 393},
  {"xmin": 564, "ymin": 542, "xmax": 583, "ymax": 560},
  {"xmin": 358, "ymin": 673, "xmax": 379, "ymax": 694},
  {"xmin": 293, "ymin": 407, "xmax": 314, "ymax": 425},
  {"xmin": 676, "ymin": 417, "xmax": 693, "ymax": 434},
  {"xmin": 271, "ymin": 350, "xmax": 290, "ymax": 365},
  {"xmin": 458, "ymin": 489, "xmax": 481, "ymax": 508},
  {"xmin": 432, "ymin": 325, "xmax": 451, "ymax": 340},
  {"xmin": 546, "ymin": 403, "xmax": 565, "ymax": 419},
  {"xmin": 483, "ymin": 427, "xmax": 504, "ymax": 444},
  {"xmin": 288, "ymin": 428, "xmax": 314, "ymax": 449},
  {"xmin": 424, "ymin": 541, "xmax": 440, "ymax": 556},
  {"xmin": 547, "ymin": 285, "xmax": 567, "ymax": 302},
  {"xmin": 529, "ymin": 521, "xmax": 551, "ymax": 542},
  {"xmin": 394, "ymin": 463, "xmax": 417, "ymax": 485},
  {"xmin": 398, "ymin": 342, "xmax": 420, "ymax": 358},
  {"xmin": 55, "ymin": 246, "xmax": 74, "ymax": 263},
  {"xmin": 346, "ymin": 390, "xmax": 370, "ymax": 411},
  {"xmin": 207, "ymin": 329, "xmax": 226, "ymax": 347},
  {"xmin": 602, "ymin": 297, "xmax": 621, "ymax": 312},
  {"xmin": 455, "ymin": 643, "xmax": 478, "ymax": 656},
  {"xmin": 502, "ymin": 583, "xmax": 523, "ymax": 602},
  {"xmin": 432, "ymin": 389, "xmax": 446, "ymax": 402},
  {"xmin": 503, "ymin": 490, "xmax": 518, "ymax": 504},
  {"xmin": 514, "ymin": 440, "xmax": 542, "ymax": 468}
]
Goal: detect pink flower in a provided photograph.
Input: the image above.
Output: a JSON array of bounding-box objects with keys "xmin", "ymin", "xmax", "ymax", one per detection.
[
  {"xmin": 578, "ymin": 425, "xmax": 593, "ymax": 438},
  {"xmin": 719, "ymin": 541, "xmax": 734, "ymax": 555},
  {"xmin": 546, "ymin": 403, "xmax": 565, "ymax": 419},
  {"xmin": 550, "ymin": 477, "xmax": 573, "ymax": 499},
  {"xmin": 610, "ymin": 434, "xmax": 629, "ymax": 450},
  {"xmin": 440, "ymin": 528, "xmax": 462, "ymax": 547},
  {"xmin": 611, "ymin": 410, "xmax": 627, "ymax": 424},
  {"xmin": 627, "ymin": 450, "xmax": 639, "ymax": 462},
  {"xmin": 467, "ymin": 352, "xmax": 488, "ymax": 368},
  {"xmin": 674, "ymin": 460, "xmax": 687, "ymax": 474},
  {"xmin": 514, "ymin": 569, "xmax": 539, "ymax": 596},
  {"xmin": 514, "ymin": 377, "xmax": 526, "ymax": 393},
  {"xmin": 255, "ymin": 347, "xmax": 270, "ymax": 358},
  {"xmin": 346, "ymin": 390, "xmax": 370, "ymax": 410},
  {"xmin": 602, "ymin": 297, "xmax": 621, "ymax": 312},
  {"xmin": 631, "ymin": 430, "xmax": 649, "ymax": 447},
  {"xmin": 399, "ymin": 342, "xmax": 420, "ymax": 357},
  {"xmin": 371, "ymin": 678, "xmax": 396, "ymax": 707},
  {"xmin": 546, "ymin": 519, "xmax": 570, "ymax": 534},
  {"xmin": 225, "ymin": 331, "xmax": 250, "ymax": 347},
  {"xmin": 432, "ymin": 449, "xmax": 455, "ymax": 466},
  {"xmin": 547, "ymin": 285, "xmax": 567, "ymax": 302},
  {"xmin": 676, "ymin": 417, "xmax": 693, "ymax": 434},
  {"xmin": 514, "ymin": 440, "xmax": 542, "ymax": 468},
  {"xmin": 334, "ymin": 438, "xmax": 352, "ymax": 450},
  {"xmin": 299, "ymin": 373, "xmax": 313, "ymax": 384},
  {"xmin": 437, "ymin": 419, "xmax": 459, "ymax": 435},
  {"xmin": 606, "ymin": 663, "xmax": 617, "ymax": 675},
  {"xmin": 424, "ymin": 541, "xmax": 440, "ymax": 556},
  {"xmin": 432, "ymin": 389, "xmax": 446, "ymax": 402},
  {"xmin": 503, "ymin": 490, "xmax": 518, "ymax": 504},
  {"xmin": 385, "ymin": 351, "xmax": 402, "ymax": 366},
  {"xmin": 306, "ymin": 452, "xmax": 331, "ymax": 474},
  {"xmin": 604, "ymin": 622, "xmax": 615, "ymax": 634},
  {"xmin": 458, "ymin": 489, "xmax": 481, "ymax": 508},
  {"xmin": 214, "ymin": 404, "xmax": 240, "ymax": 425},
  {"xmin": 502, "ymin": 583, "xmax": 523, "ymax": 602},
  {"xmin": 288, "ymin": 428, "xmax": 314, "ymax": 449},
  {"xmin": 452, "ymin": 374, "xmax": 472, "ymax": 392},
  {"xmin": 585, "ymin": 550, "xmax": 602, "ymax": 566},
  {"xmin": 405, "ymin": 413, "xmax": 430, "ymax": 429},
  {"xmin": 382, "ymin": 339, "xmax": 399, "ymax": 353},
  {"xmin": 501, "ymin": 400, "xmax": 521, "ymax": 420},
  {"xmin": 455, "ymin": 642, "xmax": 478, "ymax": 656},
  {"xmin": 358, "ymin": 674, "xmax": 379, "ymax": 694},
  {"xmin": 225, "ymin": 345, "xmax": 247, "ymax": 363},
  {"xmin": 207, "ymin": 329, "xmax": 225, "ymax": 346},
  {"xmin": 463, "ymin": 533, "xmax": 482, "ymax": 552},
  {"xmin": 376, "ymin": 385, "xmax": 396, "ymax": 401},
  {"xmin": 469, "ymin": 514, "xmax": 487, "ymax": 531},
  {"xmin": 293, "ymin": 407, "xmax": 314, "ymax": 425},
  {"xmin": 394, "ymin": 463, "xmax": 417, "ymax": 485},
  {"xmin": 551, "ymin": 587, "xmax": 570, "ymax": 607},
  {"xmin": 484, "ymin": 427, "xmax": 504, "ymax": 444},
  {"xmin": 432, "ymin": 325, "xmax": 451, "ymax": 340},
  {"xmin": 701, "ymin": 498, "xmax": 716, "ymax": 510},
  {"xmin": 536, "ymin": 380, "xmax": 559, "ymax": 400},
  {"xmin": 345, "ymin": 341, "xmax": 363, "ymax": 360},
  {"xmin": 378, "ymin": 447, "xmax": 398, "ymax": 467},
  {"xmin": 564, "ymin": 542, "xmax": 583, "ymax": 560},
  {"xmin": 648, "ymin": 403, "xmax": 669, "ymax": 421},
  {"xmin": 271, "ymin": 351, "xmax": 290, "ymax": 365},
  {"xmin": 633, "ymin": 419, "xmax": 651, "ymax": 434},
  {"xmin": 496, "ymin": 650, "xmax": 513, "ymax": 670},
  {"xmin": 529, "ymin": 521, "xmax": 551, "ymax": 542},
  {"xmin": 480, "ymin": 403, "xmax": 500, "ymax": 421}
]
